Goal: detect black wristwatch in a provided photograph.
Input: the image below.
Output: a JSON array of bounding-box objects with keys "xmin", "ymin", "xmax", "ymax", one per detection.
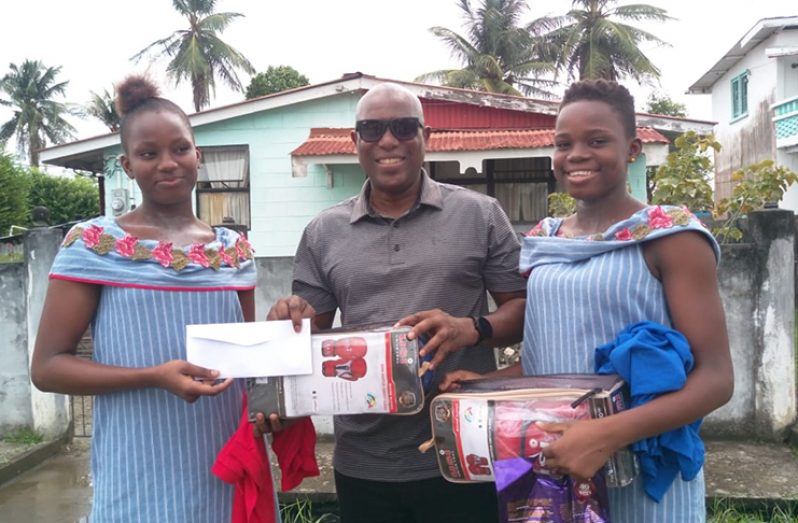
[{"xmin": 471, "ymin": 316, "xmax": 493, "ymax": 345}]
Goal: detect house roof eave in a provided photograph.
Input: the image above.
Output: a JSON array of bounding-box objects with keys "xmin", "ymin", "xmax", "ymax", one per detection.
[
  {"xmin": 40, "ymin": 73, "xmax": 562, "ymax": 165},
  {"xmin": 688, "ymin": 16, "xmax": 798, "ymax": 94}
]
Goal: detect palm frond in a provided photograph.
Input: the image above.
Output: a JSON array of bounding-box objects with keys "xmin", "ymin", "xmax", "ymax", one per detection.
[
  {"xmin": 429, "ymin": 26, "xmax": 481, "ymax": 66},
  {"xmin": 197, "ymin": 12, "xmax": 244, "ymax": 33},
  {"xmin": 420, "ymin": 0, "xmax": 558, "ymax": 96},
  {"xmin": 612, "ymin": 4, "xmax": 673, "ymax": 23},
  {"xmin": 130, "ymin": 1, "xmax": 252, "ymax": 110}
]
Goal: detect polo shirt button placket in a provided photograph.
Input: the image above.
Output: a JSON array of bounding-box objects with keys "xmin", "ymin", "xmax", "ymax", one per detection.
[{"xmin": 389, "ymin": 219, "xmax": 404, "ymax": 265}]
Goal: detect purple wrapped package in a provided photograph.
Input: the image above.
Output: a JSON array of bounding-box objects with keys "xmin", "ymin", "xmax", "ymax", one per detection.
[{"xmin": 495, "ymin": 457, "xmax": 610, "ymax": 523}]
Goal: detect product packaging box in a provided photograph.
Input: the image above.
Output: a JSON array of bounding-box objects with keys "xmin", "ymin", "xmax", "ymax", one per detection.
[
  {"xmin": 247, "ymin": 323, "xmax": 425, "ymax": 420},
  {"xmin": 427, "ymin": 374, "xmax": 638, "ymax": 488}
]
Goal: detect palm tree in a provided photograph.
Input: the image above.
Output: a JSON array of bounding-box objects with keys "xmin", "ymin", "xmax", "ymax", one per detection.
[
  {"xmin": 0, "ymin": 60, "xmax": 76, "ymax": 167},
  {"xmin": 537, "ymin": 0, "xmax": 672, "ymax": 84},
  {"xmin": 132, "ymin": 0, "xmax": 255, "ymax": 112},
  {"xmin": 84, "ymin": 89, "xmax": 120, "ymax": 132},
  {"xmin": 418, "ymin": 0, "xmax": 556, "ymax": 97}
]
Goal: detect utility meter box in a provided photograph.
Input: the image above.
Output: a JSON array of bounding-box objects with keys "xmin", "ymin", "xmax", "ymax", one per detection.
[{"xmin": 110, "ymin": 188, "xmax": 130, "ymax": 216}]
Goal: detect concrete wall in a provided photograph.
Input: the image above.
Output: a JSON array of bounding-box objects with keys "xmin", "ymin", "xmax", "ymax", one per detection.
[
  {"xmin": 705, "ymin": 209, "xmax": 797, "ymax": 440},
  {"xmin": 0, "ymin": 229, "xmax": 70, "ymax": 439},
  {"xmin": 0, "ymin": 262, "xmax": 32, "ymax": 431}
]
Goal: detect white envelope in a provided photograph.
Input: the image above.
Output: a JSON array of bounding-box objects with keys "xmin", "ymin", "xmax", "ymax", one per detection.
[{"xmin": 186, "ymin": 319, "xmax": 312, "ymax": 378}]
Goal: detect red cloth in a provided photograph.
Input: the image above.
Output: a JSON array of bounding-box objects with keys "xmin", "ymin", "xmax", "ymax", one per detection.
[
  {"xmin": 212, "ymin": 395, "xmax": 319, "ymax": 523},
  {"xmin": 273, "ymin": 417, "xmax": 320, "ymax": 491}
]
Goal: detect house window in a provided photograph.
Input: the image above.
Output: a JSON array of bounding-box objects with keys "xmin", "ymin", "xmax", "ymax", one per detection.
[
  {"xmin": 196, "ymin": 145, "xmax": 250, "ymax": 228},
  {"xmin": 731, "ymin": 71, "xmax": 749, "ymax": 120},
  {"xmin": 429, "ymin": 157, "xmax": 554, "ymax": 224}
]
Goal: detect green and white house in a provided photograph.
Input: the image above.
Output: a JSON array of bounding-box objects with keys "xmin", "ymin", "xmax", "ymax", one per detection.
[{"xmin": 688, "ymin": 16, "xmax": 798, "ymax": 209}]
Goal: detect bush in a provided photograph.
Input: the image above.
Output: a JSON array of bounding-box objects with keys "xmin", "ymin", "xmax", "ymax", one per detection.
[
  {"xmin": 713, "ymin": 160, "xmax": 798, "ymax": 243},
  {"xmin": 28, "ymin": 170, "xmax": 100, "ymax": 225},
  {"xmin": 650, "ymin": 131, "xmax": 718, "ymax": 213},
  {"xmin": 0, "ymin": 154, "xmax": 32, "ymax": 236},
  {"xmin": 547, "ymin": 192, "xmax": 576, "ymax": 218}
]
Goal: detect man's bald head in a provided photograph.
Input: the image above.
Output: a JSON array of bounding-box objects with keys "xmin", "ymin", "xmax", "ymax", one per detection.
[{"xmin": 355, "ymin": 83, "xmax": 424, "ymax": 123}]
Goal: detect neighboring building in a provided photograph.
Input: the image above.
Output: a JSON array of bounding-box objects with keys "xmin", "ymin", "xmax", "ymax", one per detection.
[
  {"xmin": 688, "ymin": 16, "xmax": 798, "ymax": 207},
  {"xmin": 40, "ymin": 73, "xmax": 712, "ymax": 312}
]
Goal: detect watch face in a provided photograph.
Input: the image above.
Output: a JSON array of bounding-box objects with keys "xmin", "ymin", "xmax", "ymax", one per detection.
[{"xmin": 477, "ymin": 316, "xmax": 493, "ymax": 340}]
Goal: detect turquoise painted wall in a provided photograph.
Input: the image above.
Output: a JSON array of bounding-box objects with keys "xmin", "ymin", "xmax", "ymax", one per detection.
[
  {"xmin": 628, "ymin": 153, "xmax": 647, "ymax": 202},
  {"xmin": 195, "ymin": 94, "xmax": 364, "ymax": 257}
]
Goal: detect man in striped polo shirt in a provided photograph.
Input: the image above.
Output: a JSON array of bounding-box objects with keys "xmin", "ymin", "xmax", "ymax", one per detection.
[{"xmin": 267, "ymin": 83, "xmax": 526, "ymax": 523}]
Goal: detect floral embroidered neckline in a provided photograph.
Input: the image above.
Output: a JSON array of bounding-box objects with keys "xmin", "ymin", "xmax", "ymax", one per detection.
[
  {"xmin": 526, "ymin": 205, "xmax": 701, "ymax": 241},
  {"xmin": 62, "ymin": 222, "xmax": 254, "ymax": 272}
]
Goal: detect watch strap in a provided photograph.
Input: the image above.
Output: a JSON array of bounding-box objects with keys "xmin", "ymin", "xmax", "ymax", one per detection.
[{"xmin": 471, "ymin": 316, "xmax": 493, "ymax": 345}]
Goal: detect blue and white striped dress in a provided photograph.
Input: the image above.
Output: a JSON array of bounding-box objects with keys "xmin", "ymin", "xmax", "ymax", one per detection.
[
  {"xmin": 519, "ymin": 206, "xmax": 719, "ymax": 523},
  {"xmin": 50, "ymin": 217, "xmax": 257, "ymax": 523}
]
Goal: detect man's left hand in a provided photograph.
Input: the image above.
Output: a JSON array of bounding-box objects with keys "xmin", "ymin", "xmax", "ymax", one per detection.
[
  {"xmin": 395, "ymin": 309, "xmax": 479, "ymax": 370},
  {"xmin": 252, "ymin": 411, "xmax": 298, "ymax": 437}
]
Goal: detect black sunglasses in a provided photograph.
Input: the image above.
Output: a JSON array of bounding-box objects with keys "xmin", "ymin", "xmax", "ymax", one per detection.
[{"xmin": 355, "ymin": 117, "xmax": 423, "ymax": 143}]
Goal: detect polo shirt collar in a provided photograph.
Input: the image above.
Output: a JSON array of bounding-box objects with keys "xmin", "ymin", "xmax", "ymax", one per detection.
[{"xmin": 350, "ymin": 169, "xmax": 444, "ymax": 223}]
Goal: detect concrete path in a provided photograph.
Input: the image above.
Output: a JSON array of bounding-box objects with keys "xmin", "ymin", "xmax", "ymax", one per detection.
[
  {"xmin": 704, "ymin": 440, "xmax": 798, "ymax": 502},
  {"xmin": 1, "ymin": 438, "xmax": 796, "ymax": 522},
  {"xmin": 0, "ymin": 439, "xmax": 91, "ymax": 523}
]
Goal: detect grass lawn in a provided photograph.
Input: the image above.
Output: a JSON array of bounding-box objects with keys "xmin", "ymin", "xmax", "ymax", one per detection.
[{"xmin": 708, "ymin": 499, "xmax": 798, "ymax": 522}]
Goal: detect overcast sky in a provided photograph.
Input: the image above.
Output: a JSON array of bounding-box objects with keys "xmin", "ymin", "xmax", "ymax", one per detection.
[{"xmin": 1, "ymin": 0, "xmax": 796, "ymax": 152}]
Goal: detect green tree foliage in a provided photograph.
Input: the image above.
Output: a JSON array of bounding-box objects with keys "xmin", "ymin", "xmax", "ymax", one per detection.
[
  {"xmin": 417, "ymin": 0, "xmax": 556, "ymax": 97},
  {"xmin": 84, "ymin": 88, "xmax": 120, "ymax": 132},
  {"xmin": 547, "ymin": 192, "xmax": 576, "ymax": 217},
  {"xmin": 27, "ymin": 170, "xmax": 100, "ymax": 225},
  {"xmin": 0, "ymin": 154, "xmax": 32, "ymax": 235},
  {"xmin": 245, "ymin": 66, "xmax": 310, "ymax": 99},
  {"xmin": 132, "ymin": 0, "xmax": 255, "ymax": 112},
  {"xmin": 646, "ymin": 92, "xmax": 686, "ymax": 117},
  {"xmin": 537, "ymin": 0, "xmax": 671, "ymax": 83},
  {"xmin": 714, "ymin": 161, "xmax": 798, "ymax": 243},
  {"xmin": 650, "ymin": 131, "xmax": 718, "ymax": 213},
  {"xmin": 0, "ymin": 60, "xmax": 76, "ymax": 167}
]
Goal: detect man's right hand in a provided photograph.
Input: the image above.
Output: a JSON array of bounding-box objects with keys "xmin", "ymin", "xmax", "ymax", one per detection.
[{"xmin": 267, "ymin": 295, "xmax": 317, "ymax": 332}]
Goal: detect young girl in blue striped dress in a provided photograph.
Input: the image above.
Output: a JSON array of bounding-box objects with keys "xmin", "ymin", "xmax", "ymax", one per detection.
[
  {"xmin": 31, "ymin": 76, "xmax": 258, "ymax": 522},
  {"xmin": 444, "ymin": 80, "xmax": 734, "ymax": 522}
]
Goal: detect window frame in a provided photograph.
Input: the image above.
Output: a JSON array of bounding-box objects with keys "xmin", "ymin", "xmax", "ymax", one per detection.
[
  {"xmin": 195, "ymin": 144, "xmax": 251, "ymax": 229},
  {"xmin": 731, "ymin": 71, "xmax": 750, "ymax": 121},
  {"xmin": 429, "ymin": 157, "xmax": 555, "ymax": 225}
]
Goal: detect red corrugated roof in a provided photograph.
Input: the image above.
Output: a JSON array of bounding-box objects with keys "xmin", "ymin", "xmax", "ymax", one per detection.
[
  {"xmin": 421, "ymin": 99, "xmax": 556, "ymax": 129},
  {"xmin": 291, "ymin": 127, "xmax": 669, "ymax": 156}
]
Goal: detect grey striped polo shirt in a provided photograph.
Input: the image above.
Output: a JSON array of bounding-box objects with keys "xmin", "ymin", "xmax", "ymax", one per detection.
[{"xmin": 293, "ymin": 171, "xmax": 526, "ymax": 481}]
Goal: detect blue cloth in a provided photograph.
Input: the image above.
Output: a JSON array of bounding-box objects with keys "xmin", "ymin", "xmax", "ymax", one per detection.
[{"xmin": 594, "ymin": 321, "xmax": 704, "ymax": 502}]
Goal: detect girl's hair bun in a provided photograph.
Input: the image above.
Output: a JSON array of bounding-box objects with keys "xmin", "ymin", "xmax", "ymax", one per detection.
[{"xmin": 115, "ymin": 75, "xmax": 160, "ymax": 117}]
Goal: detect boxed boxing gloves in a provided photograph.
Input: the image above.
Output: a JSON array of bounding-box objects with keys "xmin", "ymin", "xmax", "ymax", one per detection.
[
  {"xmin": 424, "ymin": 374, "xmax": 637, "ymax": 489},
  {"xmin": 247, "ymin": 323, "xmax": 426, "ymax": 420}
]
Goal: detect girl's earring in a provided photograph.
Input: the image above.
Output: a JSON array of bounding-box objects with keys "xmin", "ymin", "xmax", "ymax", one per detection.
[{"xmin": 628, "ymin": 155, "xmax": 637, "ymax": 163}]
